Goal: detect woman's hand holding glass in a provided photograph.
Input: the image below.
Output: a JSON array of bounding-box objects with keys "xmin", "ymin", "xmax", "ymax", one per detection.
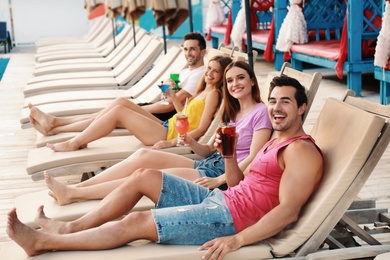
[
  {"xmin": 176, "ymin": 131, "xmax": 196, "ymax": 147},
  {"xmin": 151, "ymin": 139, "xmax": 176, "ymax": 150},
  {"xmin": 157, "ymin": 80, "xmax": 175, "ymax": 105}
]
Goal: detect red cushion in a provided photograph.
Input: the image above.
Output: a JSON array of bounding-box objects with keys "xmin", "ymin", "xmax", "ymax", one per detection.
[
  {"xmin": 291, "ymin": 40, "xmax": 341, "ymax": 60},
  {"xmin": 243, "ymin": 30, "xmax": 270, "ymax": 44},
  {"xmin": 209, "ymin": 25, "xmax": 227, "ymax": 34}
]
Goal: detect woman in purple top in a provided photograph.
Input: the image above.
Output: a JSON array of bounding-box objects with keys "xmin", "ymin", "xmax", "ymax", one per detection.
[{"xmin": 42, "ymin": 61, "xmax": 272, "ymax": 206}]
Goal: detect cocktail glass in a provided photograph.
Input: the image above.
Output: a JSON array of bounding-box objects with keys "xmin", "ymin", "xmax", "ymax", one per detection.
[
  {"xmin": 170, "ymin": 72, "xmax": 180, "ymax": 92},
  {"xmin": 157, "ymin": 83, "xmax": 170, "ymax": 105},
  {"xmin": 175, "ymin": 113, "xmax": 190, "ymax": 146},
  {"xmin": 218, "ymin": 123, "xmax": 236, "ymax": 158}
]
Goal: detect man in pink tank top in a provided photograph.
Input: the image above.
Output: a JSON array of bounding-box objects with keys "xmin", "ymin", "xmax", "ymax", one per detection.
[{"xmin": 7, "ymin": 76, "xmax": 324, "ymax": 259}]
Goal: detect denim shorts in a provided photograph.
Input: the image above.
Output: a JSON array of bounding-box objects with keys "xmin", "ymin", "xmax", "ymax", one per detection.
[
  {"xmin": 193, "ymin": 152, "xmax": 225, "ymax": 178},
  {"xmin": 162, "ymin": 120, "xmax": 169, "ymax": 131},
  {"xmin": 151, "ymin": 173, "xmax": 236, "ymax": 245}
]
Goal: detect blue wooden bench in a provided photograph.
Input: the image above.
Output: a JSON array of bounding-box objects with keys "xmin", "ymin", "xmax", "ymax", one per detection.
[
  {"xmin": 375, "ymin": 65, "xmax": 390, "ymax": 105},
  {"xmin": 207, "ymin": 0, "xmax": 241, "ymax": 49},
  {"xmin": 288, "ymin": 0, "xmax": 383, "ymax": 97},
  {"xmin": 208, "ymin": 0, "xmax": 275, "ymax": 61},
  {"xmin": 242, "ymin": 0, "xmax": 287, "ymax": 71},
  {"xmin": 374, "ymin": 1, "xmax": 389, "ymax": 105}
]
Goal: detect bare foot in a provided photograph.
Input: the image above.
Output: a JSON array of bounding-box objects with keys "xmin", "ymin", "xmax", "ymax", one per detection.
[
  {"xmin": 7, "ymin": 208, "xmax": 49, "ymax": 256},
  {"xmin": 44, "ymin": 172, "xmax": 74, "ymax": 206},
  {"xmin": 46, "ymin": 139, "xmax": 87, "ymax": 152},
  {"xmin": 35, "ymin": 205, "xmax": 70, "ymax": 234},
  {"xmin": 29, "ymin": 116, "xmax": 53, "ymax": 136},
  {"xmin": 28, "ymin": 103, "xmax": 55, "ymax": 134}
]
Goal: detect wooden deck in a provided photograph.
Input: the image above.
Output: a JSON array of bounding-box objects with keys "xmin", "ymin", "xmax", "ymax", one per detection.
[{"xmin": 0, "ymin": 45, "xmax": 389, "ymax": 249}]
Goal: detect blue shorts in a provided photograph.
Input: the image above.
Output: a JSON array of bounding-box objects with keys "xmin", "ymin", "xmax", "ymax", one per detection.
[
  {"xmin": 162, "ymin": 120, "xmax": 169, "ymax": 131},
  {"xmin": 151, "ymin": 173, "xmax": 236, "ymax": 245},
  {"xmin": 193, "ymin": 152, "xmax": 225, "ymax": 178}
]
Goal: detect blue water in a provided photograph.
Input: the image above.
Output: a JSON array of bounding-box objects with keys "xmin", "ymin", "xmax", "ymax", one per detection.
[{"xmin": 0, "ymin": 58, "xmax": 9, "ymax": 81}]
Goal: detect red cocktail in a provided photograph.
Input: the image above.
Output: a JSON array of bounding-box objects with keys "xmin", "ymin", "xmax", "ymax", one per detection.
[{"xmin": 175, "ymin": 114, "xmax": 190, "ymax": 146}]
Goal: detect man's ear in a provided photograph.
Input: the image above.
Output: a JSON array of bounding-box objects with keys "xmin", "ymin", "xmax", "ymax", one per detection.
[
  {"xmin": 298, "ymin": 103, "xmax": 307, "ymax": 116},
  {"xmin": 201, "ymin": 48, "xmax": 207, "ymax": 57}
]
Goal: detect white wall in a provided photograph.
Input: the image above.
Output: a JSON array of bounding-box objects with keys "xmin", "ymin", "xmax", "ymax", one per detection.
[{"xmin": 11, "ymin": 0, "xmax": 90, "ymax": 45}]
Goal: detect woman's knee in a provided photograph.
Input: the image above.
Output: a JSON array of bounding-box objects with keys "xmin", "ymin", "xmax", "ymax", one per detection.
[
  {"xmin": 113, "ymin": 97, "xmax": 130, "ymax": 107},
  {"xmin": 132, "ymin": 148, "xmax": 155, "ymax": 160},
  {"xmin": 110, "ymin": 105, "xmax": 133, "ymax": 121}
]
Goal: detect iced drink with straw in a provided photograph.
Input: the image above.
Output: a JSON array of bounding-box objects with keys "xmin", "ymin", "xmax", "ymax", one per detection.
[
  {"xmin": 175, "ymin": 98, "xmax": 189, "ymax": 146},
  {"xmin": 175, "ymin": 114, "xmax": 190, "ymax": 146}
]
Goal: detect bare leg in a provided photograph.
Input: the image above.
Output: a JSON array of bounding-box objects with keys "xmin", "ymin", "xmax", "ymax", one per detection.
[
  {"xmin": 49, "ymin": 118, "xmax": 95, "ymax": 135},
  {"xmin": 45, "ymin": 149, "xmax": 198, "ymax": 204},
  {"xmin": 37, "ymin": 168, "xmax": 163, "ymax": 234},
  {"xmin": 8, "ymin": 207, "xmax": 158, "ymax": 256},
  {"xmin": 45, "ymin": 172, "xmax": 126, "ymax": 205},
  {"xmin": 29, "ymin": 97, "xmax": 160, "ymax": 136},
  {"xmin": 29, "ymin": 103, "xmax": 97, "ymax": 135},
  {"xmin": 97, "ymin": 97, "xmax": 162, "ymax": 123},
  {"xmin": 77, "ymin": 148, "xmax": 194, "ymax": 187},
  {"xmin": 47, "ymin": 105, "xmax": 166, "ymax": 152}
]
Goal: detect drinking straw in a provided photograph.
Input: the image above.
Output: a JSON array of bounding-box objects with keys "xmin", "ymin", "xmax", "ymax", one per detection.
[{"xmin": 183, "ymin": 97, "xmax": 188, "ymax": 115}]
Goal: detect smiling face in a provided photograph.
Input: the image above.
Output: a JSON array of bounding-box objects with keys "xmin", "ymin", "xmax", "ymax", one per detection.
[
  {"xmin": 183, "ymin": 39, "xmax": 204, "ymax": 68},
  {"xmin": 204, "ymin": 60, "xmax": 223, "ymax": 86},
  {"xmin": 267, "ymin": 86, "xmax": 306, "ymax": 132},
  {"xmin": 225, "ymin": 66, "xmax": 254, "ymax": 100}
]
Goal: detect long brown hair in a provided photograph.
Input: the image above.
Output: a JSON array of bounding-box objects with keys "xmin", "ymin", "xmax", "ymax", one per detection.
[
  {"xmin": 190, "ymin": 55, "xmax": 233, "ymax": 108},
  {"xmin": 221, "ymin": 61, "xmax": 261, "ymax": 122}
]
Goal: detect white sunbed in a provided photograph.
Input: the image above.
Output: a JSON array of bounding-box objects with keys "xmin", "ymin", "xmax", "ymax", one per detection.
[
  {"xmin": 35, "ymin": 21, "xmax": 128, "ymax": 63},
  {"xmin": 28, "ymin": 26, "xmax": 141, "ymax": 84},
  {"xmin": 33, "ymin": 24, "xmax": 134, "ymax": 70},
  {"xmin": 24, "ymin": 45, "xmax": 183, "ymax": 107},
  {"xmin": 4, "ymin": 94, "xmax": 390, "ymax": 259},
  {"xmin": 20, "ymin": 47, "xmax": 187, "ymax": 130},
  {"xmin": 34, "ymin": 16, "xmax": 109, "ymax": 48},
  {"xmin": 35, "ymin": 18, "xmax": 114, "ymax": 54},
  {"xmin": 32, "ymin": 29, "xmax": 148, "ymax": 77},
  {"xmin": 23, "ymin": 32, "xmax": 163, "ymax": 98}
]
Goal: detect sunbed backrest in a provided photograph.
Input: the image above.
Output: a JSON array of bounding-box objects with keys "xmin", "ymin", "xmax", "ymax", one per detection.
[{"xmin": 267, "ymin": 98, "xmax": 386, "ymax": 257}]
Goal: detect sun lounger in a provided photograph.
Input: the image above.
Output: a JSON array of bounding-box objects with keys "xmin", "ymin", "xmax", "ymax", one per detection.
[
  {"xmin": 34, "ymin": 25, "xmax": 133, "ymax": 69},
  {"xmin": 24, "ymin": 45, "xmax": 182, "ymax": 107},
  {"xmin": 34, "ymin": 17, "xmax": 109, "ymax": 48},
  {"xmin": 19, "ymin": 46, "xmax": 186, "ymax": 129},
  {"xmin": 32, "ymin": 29, "xmax": 148, "ymax": 77},
  {"xmin": 35, "ymin": 20, "xmax": 124, "ymax": 64},
  {"xmin": 35, "ymin": 23, "xmax": 132, "ymax": 64},
  {"xmin": 14, "ymin": 62, "xmax": 322, "ymax": 230},
  {"xmin": 22, "ymin": 33, "xmax": 163, "ymax": 98},
  {"xmin": 24, "ymin": 62, "xmax": 322, "ymax": 181},
  {"xmin": 35, "ymin": 19, "xmax": 114, "ymax": 55},
  {"xmin": 30, "ymin": 27, "xmax": 142, "ymax": 84},
  {"xmin": 4, "ymin": 92, "xmax": 390, "ymax": 259}
]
